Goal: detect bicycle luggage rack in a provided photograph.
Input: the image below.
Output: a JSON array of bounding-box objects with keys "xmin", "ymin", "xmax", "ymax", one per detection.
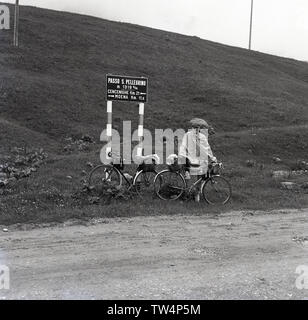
[{"xmin": 138, "ymin": 162, "xmax": 156, "ymax": 173}]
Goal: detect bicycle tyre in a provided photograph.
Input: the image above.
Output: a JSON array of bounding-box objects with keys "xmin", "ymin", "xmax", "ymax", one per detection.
[
  {"xmin": 154, "ymin": 169, "xmax": 186, "ymax": 201},
  {"xmin": 133, "ymin": 170, "xmax": 157, "ymax": 198},
  {"xmin": 88, "ymin": 165, "xmax": 122, "ymax": 191},
  {"xmin": 202, "ymin": 175, "xmax": 232, "ymax": 205}
]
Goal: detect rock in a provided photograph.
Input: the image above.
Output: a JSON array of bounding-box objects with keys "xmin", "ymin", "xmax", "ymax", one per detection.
[
  {"xmin": 290, "ymin": 170, "xmax": 308, "ymax": 177},
  {"xmin": 299, "ymin": 161, "xmax": 308, "ymax": 170},
  {"xmin": 272, "ymin": 170, "xmax": 290, "ymax": 179},
  {"xmin": 14, "ymin": 156, "xmax": 26, "ymax": 166},
  {"xmin": 281, "ymin": 182, "xmax": 297, "ymax": 190},
  {"xmin": 272, "ymin": 157, "xmax": 282, "ymax": 164},
  {"xmin": 81, "ymin": 134, "xmax": 94, "ymax": 143},
  {"xmin": 8, "ymin": 177, "xmax": 17, "ymax": 183},
  {"xmin": 66, "ymin": 175, "xmax": 73, "ymax": 180},
  {"xmin": 301, "ymin": 182, "xmax": 308, "ymax": 190},
  {"xmin": 34, "ymin": 160, "xmax": 43, "ymax": 167},
  {"xmin": 259, "ymin": 164, "xmax": 265, "ymax": 170},
  {"xmin": 292, "ymin": 236, "xmax": 308, "ymax": 244},
  {"xmin": 21, "ymin": 169, "xmax": 32, "ymax": 177},
  {"xmin": 86, "ymin": 162, "xmax": 94, "ymax": 168},
  {"xmin": 87, "ymin": 185, "xmax": 95, "ymax": 191},
  {"xmin": 88, "ymin": 196, "xmax": 100, "ymax": 204},
  {"xmin": 291, "ymin": 161, "xmax": 308, "ymax": 171},
  {"xmin": 0, "ymin": 179, "xmax": 9, "ymax": 187},
  {"xmin": 78, "ymin": 143, "xmax": 90, "ymax": 151},
  {"xmin": 12, "ymin": 172, "xmax": 20, "ymax": 178},
  {"xmin": 2, "ymin": 228, "xmax": 8, "ymax": 232},
  {"xmin": 0, "ymin": 172, "xmax": 7, "ymax": 179},
  {"xmin": 246, "ymin": 160, "xmax": 256, "ymax": 167}
]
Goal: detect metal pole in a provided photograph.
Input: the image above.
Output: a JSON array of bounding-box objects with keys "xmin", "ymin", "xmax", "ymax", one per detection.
[
  {"xmin": 13, "ymin": 0, "xmax": 19, "ymax": 47},
  {"xmin": 249, "ymin": 0, "xmax": 254, "ymax": 50}
]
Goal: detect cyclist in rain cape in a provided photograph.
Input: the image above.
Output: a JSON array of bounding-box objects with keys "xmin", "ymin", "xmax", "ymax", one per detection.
[{"xmin": 179, "ymin": 118, "xmax": 217, "ymax": 201}]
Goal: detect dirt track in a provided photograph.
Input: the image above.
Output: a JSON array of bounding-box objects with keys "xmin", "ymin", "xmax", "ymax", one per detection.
[{"xmin": 0, "ymin": 209, "xmax": 308, "ymax": 300}]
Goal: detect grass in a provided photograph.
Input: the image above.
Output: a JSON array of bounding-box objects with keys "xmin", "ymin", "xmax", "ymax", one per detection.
[
  {"xmin": 0, "ymin": 147, "xmax": 307, "ymax": 225},
  {"xmin": 0, "ymin": 3, "xmax": 307, "ymax": 225}
]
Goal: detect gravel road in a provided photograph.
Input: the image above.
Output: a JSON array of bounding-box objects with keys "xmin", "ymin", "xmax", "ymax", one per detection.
[{"xmin": 0, "ymin": 208, "xmax": 307, "ymax": 299}]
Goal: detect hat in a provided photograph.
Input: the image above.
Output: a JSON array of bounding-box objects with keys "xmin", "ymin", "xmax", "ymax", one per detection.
[{"xmin": 189, "ymin": 118, "xmax": 210, "ymax": 128}]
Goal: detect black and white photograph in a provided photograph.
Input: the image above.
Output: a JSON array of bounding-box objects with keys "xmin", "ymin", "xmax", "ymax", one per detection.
[{"xmin": 0, "ymin": 0, "xmax": 308, "ymax": 306}]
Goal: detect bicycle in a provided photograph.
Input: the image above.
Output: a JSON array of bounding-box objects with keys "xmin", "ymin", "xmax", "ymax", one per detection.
[
  {"xmin": 87, "ymin": 153, "xmax": 159, "ymax": 197},
  {"xmin": 154, "ymin": 156, "xmax": 232, "ymax": 205}
]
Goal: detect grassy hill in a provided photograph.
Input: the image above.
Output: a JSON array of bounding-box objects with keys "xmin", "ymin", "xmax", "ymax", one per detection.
[{"xmin": 0, "ymin": 4, "xmax": 308, "ymax": 224}]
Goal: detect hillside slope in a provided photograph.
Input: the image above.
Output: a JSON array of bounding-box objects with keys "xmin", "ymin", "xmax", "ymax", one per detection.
[
  {"xmin": 0, "ymin": 4, "xmax": 307, "ymax": 224},
  {"xmin": 1, "ymin": 4, "xmax": 308, "ymax": 147}
]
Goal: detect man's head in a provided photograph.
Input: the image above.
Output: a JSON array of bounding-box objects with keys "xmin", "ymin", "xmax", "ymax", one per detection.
[{"xmin": 189, "ymin": 118, "xmax": 215, "ymax": 135}]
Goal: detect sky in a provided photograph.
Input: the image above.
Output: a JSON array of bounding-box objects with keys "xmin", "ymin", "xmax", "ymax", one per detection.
[{"xmin": 4, "ymin": 0, "xmax": 308, "ymax": 61}]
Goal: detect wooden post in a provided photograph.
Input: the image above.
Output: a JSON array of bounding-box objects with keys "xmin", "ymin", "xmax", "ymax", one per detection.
[
  {"xmin": 137, "ymin": 103, "xmax": 144, "ymax": 157},
  {"xmin": 106, "ymin": 100, "xmax": 112, "ymax": 159},
  {"xmin": 13, "ymin": 0, "xmax": 19, "ymax": 47}
]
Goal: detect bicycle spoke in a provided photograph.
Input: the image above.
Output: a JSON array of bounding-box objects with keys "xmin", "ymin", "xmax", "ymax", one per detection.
[
  {"xmin": 154, "ymin": 170, "xmax": 186, "ymax": 200},
  {"xmin": 134, "ymin": 171, "xmax": 157, "ymax": 197},
  {"xmin": 202, "ymin": 176, "xmax": 231, "ymax": 205},
  {"xmin": 88, "ymin": 165, "xmax": 122, "ymax": 193}
]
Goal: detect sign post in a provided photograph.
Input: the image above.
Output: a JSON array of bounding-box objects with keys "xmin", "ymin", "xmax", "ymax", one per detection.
[
  {"xmin": 105, "ymin": 74, "xmax": 148, "ymax": 160},
  {"xmin": 106, "ymin": 100, "xmax": 113, "ymax": 160},
  {"xmin": 137, "ymin": 103, "xmax": 144, "ymax": 157}
]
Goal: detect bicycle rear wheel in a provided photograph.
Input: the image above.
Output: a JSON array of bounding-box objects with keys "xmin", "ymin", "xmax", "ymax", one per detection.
[
  {"xmin": 133, "ymin": 170, "xmax": 157, "ymax": 198},
  {"xmin": 202, "ymin": 175, "xmax": 231, "ymax": 205},
  {"xmin": 154, "ymin": 170, "xmax": 186, "ymax": 201},
  {"xmin": 88, "ymin": 165, "xmax": 122, "ymax": 192}
]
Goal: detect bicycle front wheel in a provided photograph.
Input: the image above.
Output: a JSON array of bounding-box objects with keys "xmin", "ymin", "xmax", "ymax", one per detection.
[
  {"xmin": 154, "ymin": 170, "xmax": 186, "ymax": 201},
  {"xmin": 88, "ymin": 165, "xmax": 122, "ymax": 192},
  {"xmin": 202, "ymin": 175, "xmax": 232, "ymax": 205},
  {"xmin": 133, "ymin": 170, "xmax": 157, "ymax": 198}
]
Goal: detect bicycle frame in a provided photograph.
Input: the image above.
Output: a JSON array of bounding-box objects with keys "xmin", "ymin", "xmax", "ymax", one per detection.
[
  {"xmin": 105, "ymin": 164, "xmax": 135, "ymax": 188},
  {"xmin": 187, "ymin": 172, "xmax": 221, "ymax": 195},
  {"xmin": 154, "ymin": 161, "xmax": 231, "ymax": 203},
  {"xmin": 89, "ymin": 153, "xmax": 160, "ymax": 196},
  {"xmin": 106, "ymin": 162, "xmax": 157, "ymax": 189},
  {"xmin": 170, "ymin": 164, "xmax": 221, "ymax": 194}
]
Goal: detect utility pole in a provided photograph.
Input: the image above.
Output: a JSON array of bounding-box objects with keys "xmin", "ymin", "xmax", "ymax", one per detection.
[
  {"xmin": 249, "ymin": 0, "xmax": 254, "ymax": 50},
  {"xmin": 13, "ymin": 0, "xmax": 20, "ymax": 47}
]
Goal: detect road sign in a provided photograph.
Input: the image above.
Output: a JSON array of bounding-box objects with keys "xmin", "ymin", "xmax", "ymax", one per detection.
[{"xmin": 106, "ymin": 75, "xmax": 148, "ymax": 102}]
